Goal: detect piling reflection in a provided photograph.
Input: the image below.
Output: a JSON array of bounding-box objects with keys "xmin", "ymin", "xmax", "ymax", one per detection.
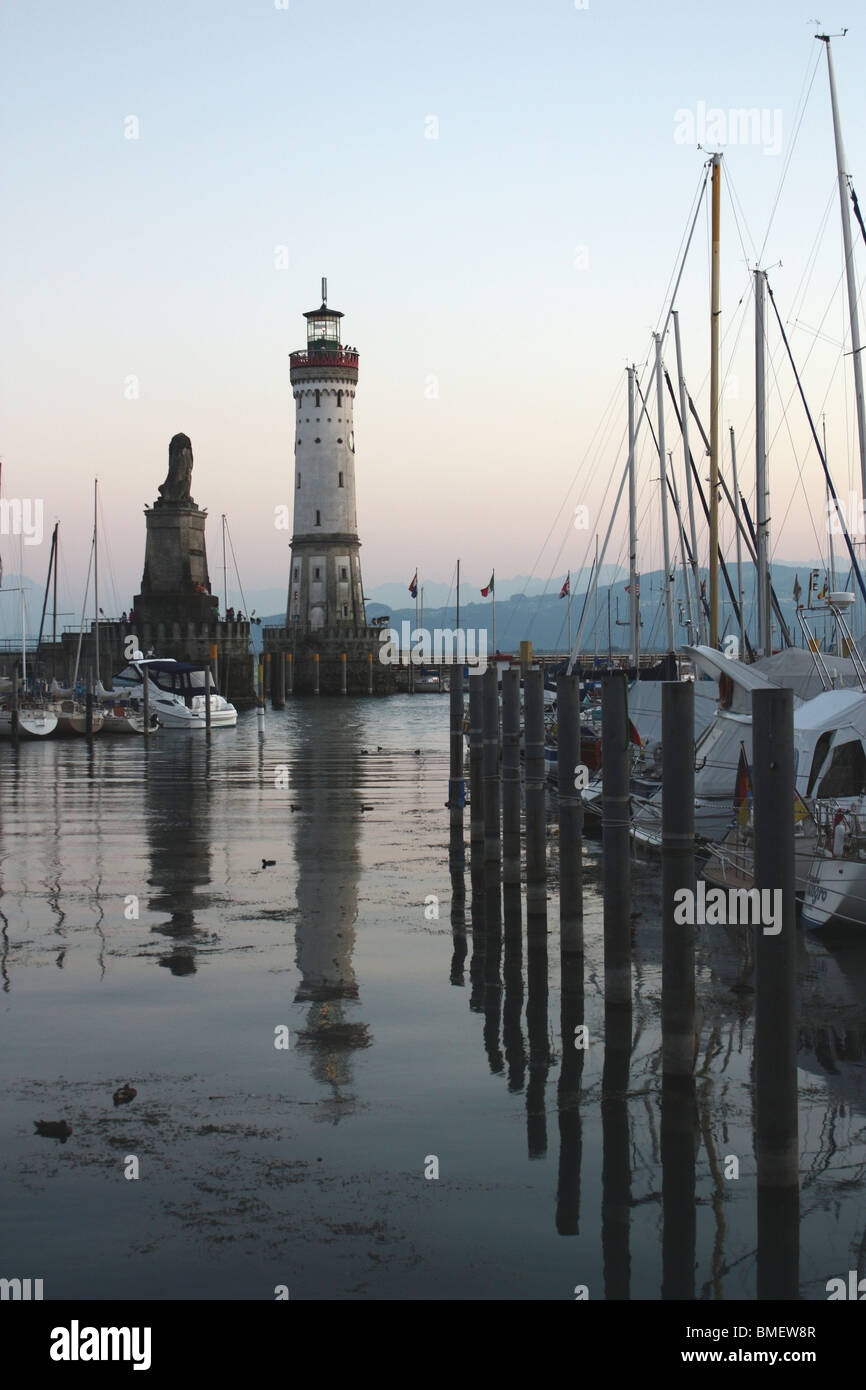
[
  {"xmin": 602, "ymin": 994, "xmax": 632, "ymax": 1299},
  {"xmin": 556, "ymin": 954, "xmax": 584, "ymax": 1235},
  {"xmin": 526, "ymin": 924, "xmax": 550, "ymax": 1160},
  {"xmin": 146, "ymin": 739, "xmax": 213, "ymax": 976},
  {"xmin": 290, "ymin": 714, "xmax": 370, "ymax": 1110},
  {"xmin": 483, "ymin": 862, "xmax": 503, "ymax": 1075},
  {"xmin": 502, "ymin": 882, "xmax": 526, "ymax": 1092},
  {"xmin": 661, "ymin": 1076, "xmax": 698, "ymax": 1298}
]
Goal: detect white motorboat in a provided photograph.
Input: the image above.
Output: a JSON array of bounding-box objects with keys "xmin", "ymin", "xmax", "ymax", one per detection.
[{"xmin": 109, "ymin": 658, "xmax": 238, "ymax": 729}]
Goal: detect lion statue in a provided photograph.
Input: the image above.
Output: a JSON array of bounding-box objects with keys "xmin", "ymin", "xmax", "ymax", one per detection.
[{"xmin": 158, "ymin": 433, "xmax": 195, "ymax": 504}]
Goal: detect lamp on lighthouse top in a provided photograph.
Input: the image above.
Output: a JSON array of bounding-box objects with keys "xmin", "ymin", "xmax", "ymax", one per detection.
[{"xmin": 304, "ymin": 276, "xmax": 343, "ymax": 355}]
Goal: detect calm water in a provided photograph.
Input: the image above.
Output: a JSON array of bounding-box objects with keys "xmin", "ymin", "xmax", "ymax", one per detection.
[{"xmin": 1, "ymin": 697, "xmax": 865, "ymax": 1300}]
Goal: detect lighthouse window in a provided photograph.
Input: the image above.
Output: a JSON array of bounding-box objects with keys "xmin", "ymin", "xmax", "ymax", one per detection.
[
  {"xmin": 315, "ymin": 437, "xmax": 321, "ymax": 443},
  {"xmin": 315, "ymin": 390, "xmax": 320, "ymax": 407},
  {"xmin": 343, "ymin": 605, "xmax": 348, "ymax": 617},
  {"xmin": 340, "ymin": 566, "xmax": 348, "ymax": 580},
  {"xmin": 315, "ymin": 510, "xmax": 321, "ymax": 526},
  {"xmin": 294, "ymin": 567, "xmax": 299, "ymax": 581},
  {"xmin": 297, "ymin": 472, "xmax": 301, "ymax": 489},
  {"xmin": 338, "ymin": 472, "xmax": 344, "ymax": 487},
  {"xmin": 314, "ymin": 567, "xmax": 321, "ymax": 580},
  {"xmin": 337, "ymin": 391, "xmax": 343, "ymax": 406}
]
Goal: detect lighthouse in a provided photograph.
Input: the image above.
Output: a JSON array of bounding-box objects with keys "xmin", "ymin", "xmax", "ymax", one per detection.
[{"xmin": 287, "ymin": 280, "xmax": 366, "ymax": 633}]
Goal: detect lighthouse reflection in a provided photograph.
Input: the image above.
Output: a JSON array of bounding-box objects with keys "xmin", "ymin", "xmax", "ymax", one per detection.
[
  {"xmin": 146, "ymin": 740, "xmax": 214, "ymax": 975},
  {"xmin": 290, "ymin": 712, "xmax": 371, "ymax": 1112}
]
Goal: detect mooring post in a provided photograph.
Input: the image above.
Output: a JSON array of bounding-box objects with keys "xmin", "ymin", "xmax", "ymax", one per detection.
[
  {"xmin": 556, "ymin": 670, "xmax": 583, "ymax": 959},
  {"xmin": 752, "ymin": 686, "xmax": 799, "ymax": 1299},
  {"xmin": 263, "ymin": 653, "xmax": 271, "ymax": 710},
  {"xmin": 312, "ymin": 652, "xmax": 320, "ymax": 696},
  {"xmin": 367, "ymin": 651, "xmax": 373, "ymax": 696},
  {"xmin": 205, "ymin": 657, "xmax": 212, "ymax": 734},
  {"xmin": 662, "ymin": 681, "xmax": 695, "ymax": 1076},
  {"xmin": 501, "ymin": 667, "xmax": 521, "ymax": 886},
  {"xmin": 468, "ymin": 672, "xmax": 485, "ymax": 853},
  {"xmin": 273, "ymin": 648, "xmax": 286, "ymax": 709},
  {"xmin": 287, "ymin": 652, "xmax": 293, "ymax": 696},
  {"xmin": 86, "ymin": 668, "xmax": 94, "ymax": 738},
  {"xmin": 448, "ymin": 661, "xmax": 465, "ymax": 845},
  {"xmin": 602, "ymin": 671, "xmax": 631, "ymax": 1004},
  {"xmin": 142, "ymin": 664, "xmax": 150, "ymax": 740},
  {"xmin": 524, "ymin": 665, "xmax": 547, "ymax": 929},
  {"xmin": 341, "ymin": 652, "xmax": 347, "ymax": 695},
  {"xmin": 482, "ymin": 665, "xmax": 501, "ymax": 869},
  {"xmin": 11, "ymin": 668, "xmax": 19, "ymax": 745}
]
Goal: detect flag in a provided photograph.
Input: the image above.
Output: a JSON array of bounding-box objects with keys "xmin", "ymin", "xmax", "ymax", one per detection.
[
  {"xmin": 794, "ymin": 790, "xmax": 810, "ymax": 825},
  {"xmin": 793, "ymin": 573, "xmax": 802, "ymax": 608},
  {"xmin": 559, "ymin": 575, "xmax": 570, "ymax": 599},
  {"xmin": 624, "ymin": 580, "xmax": 640, "ymax": 596},
  {"xmin": 818, "ymin": 574, "xmax": 828, "ymax": 600},
  {"xmin": 481, "ymin": 572, "xmax": 494, "ymax": 597},
  {"xmin": 409, "ymin": 570, "xmax": 418, "ymax": 598},
  {"xmin": 734, "ymin": 744, "xmax": 752, "ymax": 828}
]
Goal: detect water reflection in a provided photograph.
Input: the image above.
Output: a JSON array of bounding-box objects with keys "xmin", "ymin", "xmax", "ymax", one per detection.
[
  {"xmin": 146, "ymin": 740, "xmax": 214, "ymax": 975},
  {"xmin": 290, "ymin": 713, "xmax": 371, "ymax": 1110}
]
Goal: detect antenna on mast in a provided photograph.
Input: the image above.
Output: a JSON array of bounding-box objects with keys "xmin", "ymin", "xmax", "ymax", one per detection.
[{"xmin": 322, "ymin": 276, "xmax": 327, "ymax": 306}]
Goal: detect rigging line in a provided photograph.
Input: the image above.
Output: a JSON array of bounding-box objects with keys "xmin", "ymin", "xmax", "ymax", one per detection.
[
  {"xmin": 764, "ymin": 261, "xmax": 851, "ymax": 462},
  {"xmin": 765, "ymin": 341, "xmax": 829, "ymax": 567},
  {"xmin": 787, "ymin": 178, "xmax": 839, "ymax": 326},
  {"xmin": 568, "ymin": 161, "xmax": 713, "ymax": 665},
  {"xmin": 722, "ymin": 162, "xmax": 758, "ymax": 271},
  {"xmin": 512, "ymin": 369, "xmax": 623, "ymax": 638},
  {"xmin": 522, "ymin": 376, "xmax": 629, "ymax": 638},
  {"xmin": 96, "ymin": 486, "xmax": 120, "ymax": 616},
  {"xmin": 224, "ymin": 519, "xmax": 252, "ymax": 632},
  {"xmin": 766, "ymin": 276, "xmax": 866, "ymax": 609},
  {"xmin": 653, "ymin": 165, "xmax": 714, "ymax": 340},
  {"xmin": 758, "ymin": 44, "xmax": 823, "ymax": 265}
]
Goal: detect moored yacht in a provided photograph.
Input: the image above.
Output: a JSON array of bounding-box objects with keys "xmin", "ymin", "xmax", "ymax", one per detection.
[{"xmin": 109, "ymin": 658, "xmax": 238, "ymax": 729}]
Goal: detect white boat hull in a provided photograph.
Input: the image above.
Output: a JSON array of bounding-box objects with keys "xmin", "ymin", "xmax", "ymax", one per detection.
[
  {"xmin": 0, "ymin": 709, "xmax": 59, "ymax": 739},
  {"xmin": 802, "ymin": 852, "xmax": 866, "ymax": 929}
]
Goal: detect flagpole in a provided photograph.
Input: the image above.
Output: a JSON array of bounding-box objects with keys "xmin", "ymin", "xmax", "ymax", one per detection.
[
  {"xmin": 567, "ymin": 570, "xmax": 572, "ymax": 653},
  {"xmin": 491, "ymin": 569, "xmax": 495, "ymax": 658}
]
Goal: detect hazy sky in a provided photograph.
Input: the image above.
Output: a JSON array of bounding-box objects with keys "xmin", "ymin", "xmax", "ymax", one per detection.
[{"xmin": 2, "ymin": 0, "xmax": 864, "ymax": 621}]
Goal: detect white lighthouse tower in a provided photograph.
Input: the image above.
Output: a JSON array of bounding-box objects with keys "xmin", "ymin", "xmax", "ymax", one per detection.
[{"xmin": 287, "ymin": 280, "xmax": 366, "ymax": 633}]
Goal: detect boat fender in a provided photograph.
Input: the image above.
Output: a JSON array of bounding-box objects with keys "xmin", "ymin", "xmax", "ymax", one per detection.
[
  {"xmin": 718, "ymin": 673, "xmax": 734, "ymax": 709},
  {"xmin": 832, "ymin": 809, "xmax": 846, "ymax": 858}
]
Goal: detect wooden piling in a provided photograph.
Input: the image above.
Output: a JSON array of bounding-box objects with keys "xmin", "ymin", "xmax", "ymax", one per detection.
[
  {"xmin": 602, "ymin": 671, "xmax": 631, "ymax": 1005},
  {"xmin": 752, "ymin": 686, "xmax": 799, "ymax": 1298},
  {"xmin": 367, "ymin": 651, "xmax": 373, "ymax": 696},
  {"xmin": 86, "ymin": 669, "xmax": 94, "ymax": 738},
  {"xmin": 142, "ymin": 664, "xmax": 150, "ymax": 740},
  {"xmin": 312, "ymin": 652, "xmax": 319, "ymax": 696},
  {"xmin": 11, "ymin": 669, "xmax": 19, "ymax": 746},
  {"xmin": 468, "ymin": 673, "xmax": 484, "ymax": 852},
  {"xmin": 556, "ymin": 671, "xmax": 583, "ymax": 958},
  {"xmin": 482, "ymin": 665, "xmax": 501, "ymax": 869},
  {"xmin": 501, "ymin": 668, "xmax": 521, "ymax": 886},
  {"xmin": 340, "ymin": 652, "xmax": 347, "ymax": 695},
  {"xmin": 287, "ymin": 652, "xmax": 294, "ymax": 696},
  {"xmin": 448, "ymin": 662, "xmax": 465, "ymax": 843},
  {"xmin": 524, "ymin": 666, "xmax": 547, "ymax": 926},
  {"xmin": 205, "ymin": 658, "xmax": 212, "ymax": 733},
  {"xmin": 661, "ymin": 681, "xmax": 695, "ymax": 1076}
]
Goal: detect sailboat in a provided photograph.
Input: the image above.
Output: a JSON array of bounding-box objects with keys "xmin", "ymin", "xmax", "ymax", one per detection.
[{"xmin": 0, "ymin": 531, "xmax": 58, "ymax": 740}]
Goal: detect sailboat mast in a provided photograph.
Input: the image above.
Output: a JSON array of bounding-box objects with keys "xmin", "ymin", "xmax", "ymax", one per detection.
[
  {"xmin": 627, "ymin": 365, "xmax": 638, "ymax": 665},
  {"xmin": 655, "ymin": 333, "xmax": 676, "ymax": 651},
  {"xmin": 729, "ymin": 427, "xmax": 746, "ymax": 657},
  {"xmin": 593, "ymin": 536, "xmax": 599, "ymax": 660},
  {"xmin": 673, "ymin": 310, "xmax": 703, "ymax": 642},
  {"xmin": 456, "ymin": 558, "xmax": 460, "ymax": 632},
  {"xmin": 20, "ymin": 534, "xmax": 26, "ymax": 685},
  {"xmin": 709, "ymin": 152, "xmax": 722, "ymax": 648},
  {"xmin": 755, "ymin": 269, "xmax": 771, "ymax": 656},
  {"xmin": 93, "ymin": 479, "xmax": 100, "ymax": 684},
  {"xmin": 819, "ymin": 34, "xmax": 866, "ymax": 498},
  {"xmin": 222, "ymin": 514, "xmax": 228, "ymax": 616}
]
